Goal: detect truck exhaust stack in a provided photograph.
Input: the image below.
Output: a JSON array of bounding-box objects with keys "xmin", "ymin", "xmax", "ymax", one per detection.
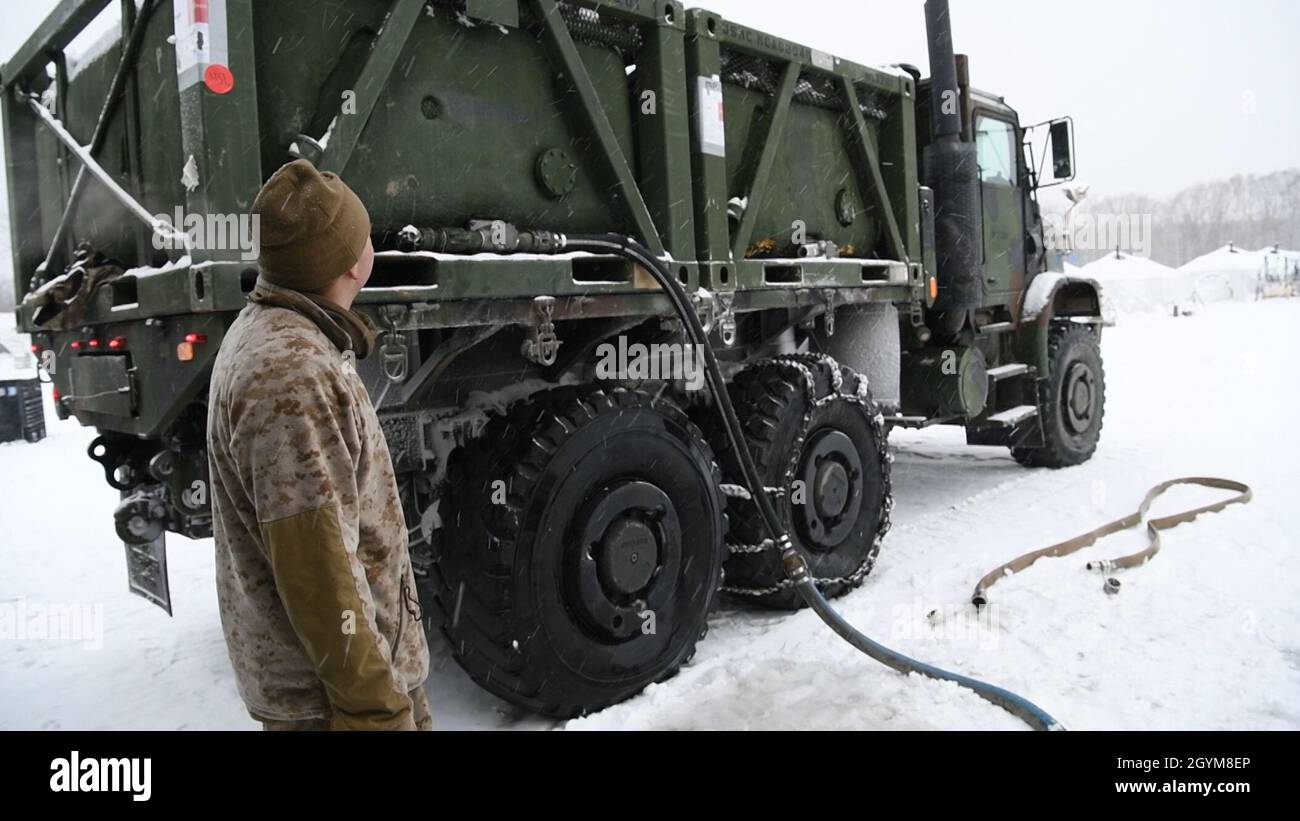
[{"xmin": 922, "ymin": 0, "xmax": 985, "ymax": 322}]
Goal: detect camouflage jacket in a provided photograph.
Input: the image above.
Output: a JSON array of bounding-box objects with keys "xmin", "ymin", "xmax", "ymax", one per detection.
[{"xmin": 207, "ymin": 283, "xmax": 429, "ymax": 729}]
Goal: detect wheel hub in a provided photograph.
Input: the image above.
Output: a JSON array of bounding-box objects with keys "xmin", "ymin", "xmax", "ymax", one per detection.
[
  {"xmin": 598, "ymin": 518, "xmax": 659, "ymax": 595},
  {"xmin": 1063, "ymin": 362, "xmax": 1097, "ymax": 433},
  {"xmin": 814, "ymin": 461, "xmax": 850, "ymax": 518},
  {"xmin": 571, "ymin": 480, "xmax": 680, "ymax": 641},
  {"xmin": 797, "ymin": 429, "xmax": 864, "ymax": 550}
]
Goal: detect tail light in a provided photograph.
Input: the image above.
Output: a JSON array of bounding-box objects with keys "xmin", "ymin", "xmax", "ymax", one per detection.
[{"xmin": 177, "ymin": 332, "xmax": 207, "ymax": 362}]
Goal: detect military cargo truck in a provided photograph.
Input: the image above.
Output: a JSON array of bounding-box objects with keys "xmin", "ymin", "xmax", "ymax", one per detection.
[{"xmin": 2, "ymin": 0, "xmax": 1103, "ymax": 717}]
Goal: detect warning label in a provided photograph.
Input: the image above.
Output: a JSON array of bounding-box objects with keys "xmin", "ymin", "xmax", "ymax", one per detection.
[
  {"xmin": 174, "ymin": 0, "xmax": 230, "ymax": 92},
  {"xmin": 696, "ymin": 75, "xmax": 726, "ymax": 158},
  {"xmin": 204, "ymin": 64, "xmax": 234, "ymax": 94}
]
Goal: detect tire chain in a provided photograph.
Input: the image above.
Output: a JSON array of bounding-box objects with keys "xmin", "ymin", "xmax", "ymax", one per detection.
[{"xmin": 717, "ymin": 352, "xmax": 894, "ymax": 598}]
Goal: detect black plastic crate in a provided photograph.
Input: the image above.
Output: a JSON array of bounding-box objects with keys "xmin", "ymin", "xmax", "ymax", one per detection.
[{"xmin": 0, "ymin": 378, "xmax": 45, "ymax": 444}]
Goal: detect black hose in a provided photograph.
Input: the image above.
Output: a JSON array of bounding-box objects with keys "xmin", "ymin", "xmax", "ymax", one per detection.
[
  {"xmin": 563, "ymin": 233, "xmax": 1063, "ymax": 731},
  {"xmin": 564, "ymin": 236, "xmax": 785, "ymax": 540}
]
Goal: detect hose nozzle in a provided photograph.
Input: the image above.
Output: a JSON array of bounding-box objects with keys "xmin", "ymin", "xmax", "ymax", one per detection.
[{"xmin": 779, "ymin": 536, "xmax": 808, "ymax": 584}]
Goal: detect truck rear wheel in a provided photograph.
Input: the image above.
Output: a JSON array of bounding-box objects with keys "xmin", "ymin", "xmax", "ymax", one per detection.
[
  {"xmin": 1013, "ymin": 324, "xmax": 1106, "ymax": 467},
  {"xmin": 432, "ymin": 386, "xmax": 726, "ymax": 718},
  {"xmin": 707, "ymin": 355, "xmax": 892, "ymax": 610}
]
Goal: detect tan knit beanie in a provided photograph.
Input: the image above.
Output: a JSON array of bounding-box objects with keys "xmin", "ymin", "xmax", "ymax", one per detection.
[{"xmin": 252, "ymin": 159, "xmax": 371, "ymax": 293}]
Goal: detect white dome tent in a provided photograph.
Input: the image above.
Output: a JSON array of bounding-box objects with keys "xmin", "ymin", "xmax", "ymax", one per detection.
[
  {"xmin": 1179, "ymin": 243, "xmax": 1265, "ymax": 303},
  {"xmin": 1079, "ymin": 251, "xmax": 1193, "ymax": 316}
]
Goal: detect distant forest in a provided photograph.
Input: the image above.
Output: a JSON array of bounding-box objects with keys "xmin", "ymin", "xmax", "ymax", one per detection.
[{"xmin": 1045, "ymin": 168, "xmax": 1300, "ymax": 268}]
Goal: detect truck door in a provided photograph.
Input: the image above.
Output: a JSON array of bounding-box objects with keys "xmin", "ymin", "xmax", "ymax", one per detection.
[{"xmin": 975, "ymin": 114, "xmax": 1025, "ymax": 304}]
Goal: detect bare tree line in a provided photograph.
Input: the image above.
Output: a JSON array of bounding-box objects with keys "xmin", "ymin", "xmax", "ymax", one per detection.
[{"xmin": 1051, "ymin": 169, "xmax": 1300, "ymax": 268}]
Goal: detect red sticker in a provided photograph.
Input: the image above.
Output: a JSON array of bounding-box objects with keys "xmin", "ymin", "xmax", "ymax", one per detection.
[{"xmin": 204, "ymin": 64, "xmax": 234, "ymax": 94}]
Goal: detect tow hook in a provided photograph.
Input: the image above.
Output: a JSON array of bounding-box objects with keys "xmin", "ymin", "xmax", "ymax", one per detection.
[{"xmin": 522, "ymin": 295, "xmax": 560, "ymax": 366}]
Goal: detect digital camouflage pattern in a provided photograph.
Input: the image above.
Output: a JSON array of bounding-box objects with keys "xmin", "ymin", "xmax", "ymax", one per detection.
[
  {"xmin": 260, "ymin": 686, "xmax": 433, "ymax": 732},
  {"xmin": 207, "ymin": 289, "xmax": 429, "ymax": 730}
]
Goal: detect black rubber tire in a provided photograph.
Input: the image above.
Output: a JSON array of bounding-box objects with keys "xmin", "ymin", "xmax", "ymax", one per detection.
[
  {"xmin": 1013, "ymin": 324, "xmax": 1106, "ymax": 467},
  {"xmin": 704, "ymin": 355, "xmax": 891, "ymax": 610},
  {"xmin": 431, "ymin": 386, "xmax": 726, "ymax": 719}
]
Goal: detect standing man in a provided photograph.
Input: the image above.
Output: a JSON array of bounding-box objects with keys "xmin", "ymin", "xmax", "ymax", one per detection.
[{"xmin": 207, "ymin": 160, "xmax": 431, "ymax": 730}]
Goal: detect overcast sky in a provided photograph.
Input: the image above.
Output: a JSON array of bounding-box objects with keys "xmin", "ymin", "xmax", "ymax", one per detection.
[
  {"xmin": 705, "ymin": 0, "xmax": 1300, "ymax": 203},
  {"xmin": 1, "ymin": 0, "xmax": 1296, "ymax": 206}
]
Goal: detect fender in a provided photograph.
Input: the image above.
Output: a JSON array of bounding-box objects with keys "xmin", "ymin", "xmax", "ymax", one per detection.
[{"xmin": 1016, "ymin": 273, "xmax": 1104, "ymax": 374}]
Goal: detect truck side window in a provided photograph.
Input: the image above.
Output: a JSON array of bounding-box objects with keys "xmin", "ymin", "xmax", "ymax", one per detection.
[{"xmin": 975, "ymin": 115, "xmax": 1017, "ymax": 186}]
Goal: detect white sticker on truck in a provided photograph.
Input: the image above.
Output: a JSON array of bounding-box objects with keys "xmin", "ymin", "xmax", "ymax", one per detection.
[
  {"xmin": 696, "ymin": 75, "xmax": 726, "ymax": 158},
  {"xmin": 173, "ymin": 0, "xmax": 232, "ymax": 94}
]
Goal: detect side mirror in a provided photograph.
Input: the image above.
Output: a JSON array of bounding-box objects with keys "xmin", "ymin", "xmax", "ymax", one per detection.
[{"xmin": 1049, "ymin": 119, "xmax": 1075, "ymax": 180}]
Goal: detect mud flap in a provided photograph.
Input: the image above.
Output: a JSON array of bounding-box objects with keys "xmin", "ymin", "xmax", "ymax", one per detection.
[
  {"xmin": 125, "ymin": 535, "xmax": 172, "ymax": 616},
  {"xmin": 115, "ymin": 486, "xmax": 173, "ymax": 615}
]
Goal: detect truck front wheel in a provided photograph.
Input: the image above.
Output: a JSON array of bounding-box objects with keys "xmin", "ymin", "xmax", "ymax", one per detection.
[{"xmin": 1013, "ymin": 324, "xmax": 1106, "ymax": 467}]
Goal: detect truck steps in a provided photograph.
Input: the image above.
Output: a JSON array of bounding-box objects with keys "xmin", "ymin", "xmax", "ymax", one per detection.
[
  {"xmin": 987, "ymin": 363, "xmax": 1033, "ymax": 381},
  {"xmin": 887, "ymin": 414, "xmax": 958, "ymax": 429},
  {"xmin": 976, "ymin": 321, "xmax": 1015, "ymax": 335},
  {"xmin": 983, "ymin": 405, "xmax": 1039, "ymax": 428}
]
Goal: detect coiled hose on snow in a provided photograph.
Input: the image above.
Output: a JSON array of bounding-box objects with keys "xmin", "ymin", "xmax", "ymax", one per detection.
[{"xmin": 562, "ymin": 234, "xmax": 1062, "ymax": 731}]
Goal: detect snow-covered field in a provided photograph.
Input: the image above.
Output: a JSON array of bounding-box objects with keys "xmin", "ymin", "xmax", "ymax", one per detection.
[{"xmin": 2, "ymin": 300, "xmax": 1298, "ymax": 730}]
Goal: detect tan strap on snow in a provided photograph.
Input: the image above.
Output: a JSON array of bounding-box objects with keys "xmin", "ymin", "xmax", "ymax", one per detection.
[{"xmin": 972, "ymin": 477, "xmax": 1252, "ymax": 606}]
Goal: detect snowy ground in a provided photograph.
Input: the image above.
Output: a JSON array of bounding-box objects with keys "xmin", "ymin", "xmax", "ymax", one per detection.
[{"xmin": 2, "ymin": 300, "xmax": 1298, "ymax": 730}]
